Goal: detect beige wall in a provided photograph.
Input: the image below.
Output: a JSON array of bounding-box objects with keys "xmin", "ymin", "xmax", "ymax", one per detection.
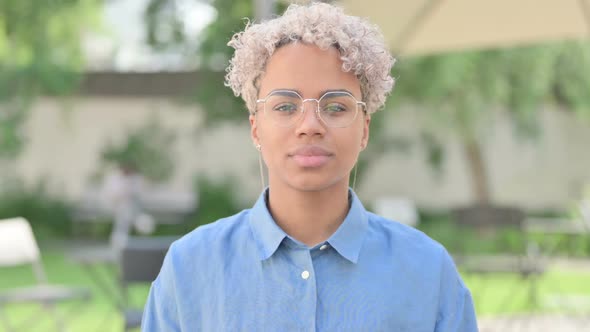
[
  {"xmin": 9, "ymin": 96, "xmax": 590, "ymax": 210},
  {"xmin": 13, "ymin": 97, "xmax": 261, "ymax": 205},
  {"xmin": 362, "ymin": 106, "xmax": 590, "ymax": 210}
]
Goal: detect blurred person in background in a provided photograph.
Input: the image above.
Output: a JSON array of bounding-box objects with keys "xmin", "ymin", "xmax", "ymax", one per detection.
[
  {"xmin": 100, "ymin": 164, "xmax": 155, "ymax": 248},
  {"xmin": 142, "ymin": 2, "xmax": 477, "ymax": 331}
]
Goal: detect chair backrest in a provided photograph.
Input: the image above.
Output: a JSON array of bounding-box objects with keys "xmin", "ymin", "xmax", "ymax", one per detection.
[
  {"xmin": 0, "ymin": 217, "xmax": 41, "ymax": 267},
  {"xmin": 452, "ymin": 205, "xmax": 525, "ymax": 230},
  {"xmin": 579, "ymin": 200, "xmax": 590, "ymax": 232},
  {"xmin": 120, "ymin": 236, "xmax": 176, "ymax": 284},
  {"xmin": 140, "ymin": 189, "xmax": 197, "ymax": 213},
  {"xmin": 0, "ymin": 217, "xmax": 48, "ymax": 283},
  {"xmin": 139, "ymin": 189, "xmax": 198, "ymax": 226},
  {"xmin": 119, "ymin": 237, "xmax": 175, "ymax": 330},
  {"xmin": 451, "ymin": 205, "xmax": 527, "ymax": 255}
]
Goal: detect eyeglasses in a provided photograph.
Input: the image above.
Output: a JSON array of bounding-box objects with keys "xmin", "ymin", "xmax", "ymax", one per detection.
[{"xmin": 255, "ymin": 90, "xmax": 366, "ymax": 128}]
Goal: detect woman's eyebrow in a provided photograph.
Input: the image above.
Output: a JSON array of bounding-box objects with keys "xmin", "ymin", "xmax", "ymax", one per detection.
[
  {"xmin": 318, "ymin": 89, "xmax": 354, "ymax": 96},
  {"xmin": 269, "ymin": 89, "xmax": 355, "ymax": 97}
]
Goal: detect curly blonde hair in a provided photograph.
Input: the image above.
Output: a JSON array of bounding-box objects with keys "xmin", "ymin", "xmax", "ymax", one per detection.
[{"xmin": 225, "ymin": 2, "xmax": 395, "ymax": 115}]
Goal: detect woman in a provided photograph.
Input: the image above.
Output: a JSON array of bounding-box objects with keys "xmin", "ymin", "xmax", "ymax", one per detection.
[{"xmin": 142, "ymin": 3, "xmax": 478, "ymax": 331}]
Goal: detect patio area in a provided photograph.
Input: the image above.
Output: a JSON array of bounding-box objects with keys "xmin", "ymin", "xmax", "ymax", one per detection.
[{"xmin": 2, "ymin": 240, "xmax": 590, "ymax": 331}]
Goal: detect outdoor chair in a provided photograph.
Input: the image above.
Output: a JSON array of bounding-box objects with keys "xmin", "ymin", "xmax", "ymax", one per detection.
[
  {"xmin": 576, "ymin": 195, "xmax": 590, "ymax": 231},
  {"xmin": 373, "ymin": 196, "xmax": 419, "ymax": 227},
  {"xmin": 525, "ymin": 204, "xmax": 590, "ymax": 258},
  {"xmin": 73, "ymin": 185, "xmax": 197, "ymax": 234},
  {"xmin": 0, "ymin": 217, "xmax": 91, "ymax": 332},
  {"xmin": 119, "ymin": 236, "xmax": 176, "ymax": 331},
  {"xmin": 451, "ymin": 205, "xmax": 546, "ymax": 308}
]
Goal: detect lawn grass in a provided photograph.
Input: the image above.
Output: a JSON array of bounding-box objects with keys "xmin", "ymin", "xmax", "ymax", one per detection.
[
  {"xmin": 464, "ymin": 269, "xmax": 590, "ymax": 316},
  {"xmin": 1, "ymin": 247, "xmax": 590, "ymax": 331},
  {"xmin": 0, "ymin": 250, "xmax": 146, "ymax": 332}
]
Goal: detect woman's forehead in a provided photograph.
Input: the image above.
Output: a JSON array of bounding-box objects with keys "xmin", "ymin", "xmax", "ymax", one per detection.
[{"xmin": 259, "ymin": 43, "xmax": 361, "ymax": 98}]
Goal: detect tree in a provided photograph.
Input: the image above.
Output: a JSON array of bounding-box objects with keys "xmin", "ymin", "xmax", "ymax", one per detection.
[
  {"xmin": 0, "ymin": 0, "xmax": 100, "ymax": 159},
  {"xmin": 391, "ymin": 42, "xmax": 590, "ymax": 204},
  {"xmin": 145, "ymin": 0, "xmax": 277, "ymax": 125},
  {"xmin": 98, "ymin": 117, "xmax": 177, "ymax": 183}
]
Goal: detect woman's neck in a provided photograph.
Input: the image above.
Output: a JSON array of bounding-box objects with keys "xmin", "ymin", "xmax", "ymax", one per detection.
[{"xmin": 266, "ymin": 181, "xmax": 350, "ymax": 247}]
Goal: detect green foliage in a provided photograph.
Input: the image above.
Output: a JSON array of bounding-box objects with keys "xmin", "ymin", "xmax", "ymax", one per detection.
[
  {"xmin": 0, "ymin": 103, "xmax": 28, "ymax": 159},
  {"xmin": 190, "ymin": 70, "xmax": 249, "ymax": 125},
  {"xmin": 189, "ymin": 175, "xmax": 243, "ymax": 228},
  {"xmin": 418, "ymin": 209, "xmax": 590, "ymax": 257},
  {"xmin": 390, "ymin": 41, "xmax": 590, "ymax": 202},
  {"xmin": 193, "ymin": 0, "xmax": 255, "ymax": 125},
  {"xmin": 197, "ymin": 0, "xmax": 253, "ymax": 63},
  {"xmin": 143, "ymin": 0, "xmax": 253, "ymax": 125},
  {"xmin": 552, "ymin": 41, "xmax": 590, "ymax": 118},
  {"xmin": 98, "ymin": 118, "xmax": 177, "ymax": 182},
  {"xmin": 392, "ymin": 41, "xmax": 590, "ymax": 140},
  {"xmin": 145, "ymin": 0, "xmax": 288, "ymax": 126},
  {"xmin": 144, "ymin": 0, "xmax": 186, "ymax": 51},
  {"xmin": 0, "ymin": 0, "xmax": 101, "ymax": 159},
  {"xmin": 0, "ymin": 179, "xmax": 73, "ymax": 237}
]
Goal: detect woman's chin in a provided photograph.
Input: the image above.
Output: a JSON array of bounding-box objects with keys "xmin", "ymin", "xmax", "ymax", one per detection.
[{"xmin": 281, "ymin": 175, "xmax": 348, "ymax": 193}]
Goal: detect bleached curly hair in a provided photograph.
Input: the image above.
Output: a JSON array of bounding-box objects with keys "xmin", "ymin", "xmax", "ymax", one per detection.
[{"xmin": 225, "ymin": 2, "xmax": 395, "ymax": 115}]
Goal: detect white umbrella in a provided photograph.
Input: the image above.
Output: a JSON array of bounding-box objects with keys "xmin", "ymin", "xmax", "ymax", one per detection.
[{"xmin": 338, "ymin": 0, "xmax": 590, "ymax": 56}]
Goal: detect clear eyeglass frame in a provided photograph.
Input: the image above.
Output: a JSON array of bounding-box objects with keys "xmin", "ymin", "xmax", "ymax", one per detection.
[{"xmin": 255, "ymin": 89, "xmax": 367, "ymax": 128}]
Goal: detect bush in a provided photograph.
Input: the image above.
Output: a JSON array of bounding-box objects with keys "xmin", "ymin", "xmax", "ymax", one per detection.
[
  {"xmin": 98, "ymin": 118, "xmax": 176, "ymax": 183},
  {"xmin": 0, "ymin": 180, "xmax": 73, "ymax": 238},
  {"xmin": 418, "ymin": 208, "xmax": 590, "ymax": 257},
  {"xmin": 188, "ymin": 176, "xmax": 244, "ymax": 230}
]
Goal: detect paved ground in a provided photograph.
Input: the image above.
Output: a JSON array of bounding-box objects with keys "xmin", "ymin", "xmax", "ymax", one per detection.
[
  {"xmin": 479, "ymin": 314, "xmax": 590, "ymax": 332},
  {"xmin": 550, "ymin": 257, "xmax": 590, "ymax": 272}
]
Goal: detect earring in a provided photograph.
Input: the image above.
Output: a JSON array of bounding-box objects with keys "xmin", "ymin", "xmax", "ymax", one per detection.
[
  {"xmin": 351, "ymin": 163, "xmax": 358, "ymax": 191},
  {"xmin": 256, "ymin": 145, "xmax": 266, "ymax": 191}
]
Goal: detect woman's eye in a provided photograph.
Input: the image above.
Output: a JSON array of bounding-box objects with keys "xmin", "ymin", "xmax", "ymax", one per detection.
[
  {"xmin": 273, "ymin": 103, "xmax": 298, "ymax": 112},
  {"xmin": 323, "ymin": 104, "xmax": 347, "ymax": 113}
]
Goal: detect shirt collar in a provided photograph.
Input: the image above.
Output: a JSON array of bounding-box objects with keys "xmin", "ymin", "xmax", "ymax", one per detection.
[
  {"xmin": 249, "ymin": 189, "xmax": 287, "ymax": 261},
  {"xmin": 325, "ymin": 190, "xmax": 368, "ymax": 264},
  {"xmin": 248, "ymin": 188, "xmax": 369, "ymax": 263}
]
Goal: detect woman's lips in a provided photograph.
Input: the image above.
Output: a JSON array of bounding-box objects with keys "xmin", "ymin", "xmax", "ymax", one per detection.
[
  {"xmin": 292, "ymin": 155, "xmax": 331, "ymax": 167},
  {"xmin": 290, "ymin": 146, "xmax": 333, "ymax": 168}
]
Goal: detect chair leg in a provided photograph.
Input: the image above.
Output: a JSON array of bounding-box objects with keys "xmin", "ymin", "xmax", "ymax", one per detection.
[
  {"xmin": 44, "ymin": 302, "xmax": 67, "ymax": 332},
  {"xmin": 0, "ymin": 306, "xmax": 15, "ymax": 332},
  {"xmin": 528, "ymin": 275, "xmax": 538, "ymax": 308}
]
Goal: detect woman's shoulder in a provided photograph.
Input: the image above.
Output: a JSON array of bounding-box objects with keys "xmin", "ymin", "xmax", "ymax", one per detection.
[
  {"xmin": 366, "ymin": 211, "xmax": 448, "ymax": 259},
  {"xmin": 168, "ymin": 209, "xmax": 253, "ymax": 258}
]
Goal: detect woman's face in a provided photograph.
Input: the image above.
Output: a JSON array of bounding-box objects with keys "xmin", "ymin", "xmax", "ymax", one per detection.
[{"xmin": 251, "ymin": 42, "xmax": 370, "ymax": 192}]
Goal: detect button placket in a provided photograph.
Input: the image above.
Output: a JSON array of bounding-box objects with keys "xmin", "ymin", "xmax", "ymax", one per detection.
[{"xmin": 289, "ymin": 247, "xmax": 317, "ymax": 330}]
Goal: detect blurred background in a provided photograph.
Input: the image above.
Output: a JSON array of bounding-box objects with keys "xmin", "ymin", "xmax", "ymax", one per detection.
[{"xmin": 1, "ymin": 0, "xmax": 589, "ymax": 331}]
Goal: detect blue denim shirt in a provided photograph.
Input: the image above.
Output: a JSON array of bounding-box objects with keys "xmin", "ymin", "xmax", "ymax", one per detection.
[{"xmin": 142, "ymin": 189, "xmax": 478, "ymax": 331}]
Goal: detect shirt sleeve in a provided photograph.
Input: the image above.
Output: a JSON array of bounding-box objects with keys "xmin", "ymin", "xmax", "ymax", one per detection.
[
  {"xmin": 141, "ymin": 244, "xmax": 181, "ymax": 332},
  {"xmin": 434, "ymin": 247, "xmax": 479, "ymax": 332}
]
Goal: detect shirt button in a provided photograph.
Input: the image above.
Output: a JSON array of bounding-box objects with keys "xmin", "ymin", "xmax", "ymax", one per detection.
[
  {"xmin": 320, "ymin": 244, "xmax": 329, "ymax": 250},
  {"xmin": 301, "ymin": 270, "xmax": 310, "ymax": 280}
]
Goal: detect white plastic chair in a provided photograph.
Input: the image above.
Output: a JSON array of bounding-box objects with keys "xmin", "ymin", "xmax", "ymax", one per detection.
[
  {"xmin": 373, "ymin": 197, "xmax": 419, "ymax": 227},
  {"xmin": 0, "ymin": 217, "xmax": 91, "ymax": 332},
  {"xmin": 578, "ymin": 199, "xmax": 590, "ymax": 232}
]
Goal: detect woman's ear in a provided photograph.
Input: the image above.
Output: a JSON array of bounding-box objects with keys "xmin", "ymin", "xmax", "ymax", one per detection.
[
  {"xmin": 250, "ymin": 113, "xmax": 259, "ymax": 147},
  {"xmin": 361, "ymin": 114, "xmax": 371, "ymax": 149}
]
